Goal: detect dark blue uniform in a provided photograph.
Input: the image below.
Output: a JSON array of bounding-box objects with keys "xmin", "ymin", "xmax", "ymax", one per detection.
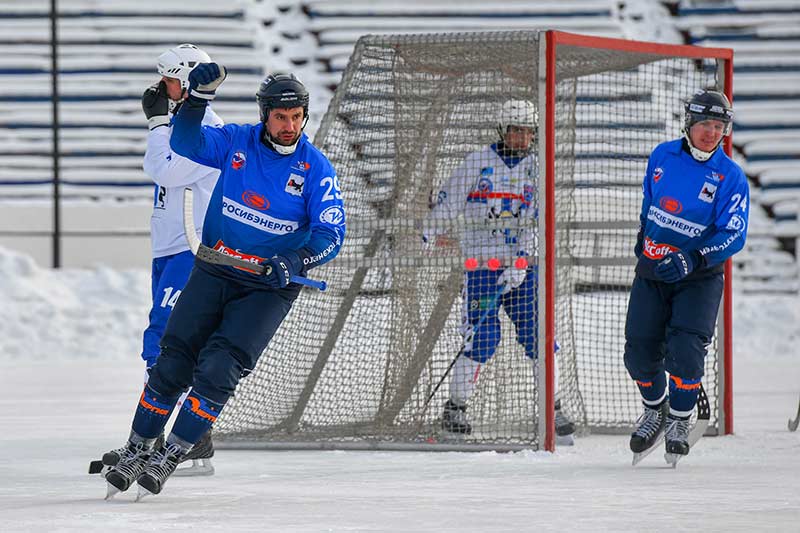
[
  {"xmin": 131, "ymin": 99, "xmax": 345, "ymax": 447},
  {"xmin": 624, "ymin": 138, "xmax": 748, "ymax": 417}
]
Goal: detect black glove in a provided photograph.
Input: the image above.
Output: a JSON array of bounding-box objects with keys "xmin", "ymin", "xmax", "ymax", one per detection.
[
  {"xmin": 142, "ymin": 81, "xmax": 170, "ymax": 130},
  {"xmin": 654, "ymin": 250, "xmax": 700, "ymax": 283},
  {"xmin": 261, "ymin": 252, "xmax": 304, "ymax": 289}
]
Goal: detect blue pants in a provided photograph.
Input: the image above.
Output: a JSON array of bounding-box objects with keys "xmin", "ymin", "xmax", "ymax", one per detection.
[
  {"xmin": 461, "ymin": 268, "xmax": 539, "ymax": 364},
  {"xmin": 624, "ymin": 273, "xmax": 723, "ymax": 391},
  {"xmin": 141, "ymin": 250, "xmax": 195, "ymax": 368},
  {"xmin": 147, "ymin": 263, "xmax": 301, "ymax": 405}
]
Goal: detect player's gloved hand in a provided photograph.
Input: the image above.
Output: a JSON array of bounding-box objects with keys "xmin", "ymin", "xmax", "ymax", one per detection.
[
  {"xmin": 497, "ymin": 255, "xmax": 530, "ymax": 294},
  {"xmin": 188, "ymin": 62, "xmax": 227, "ymax": 102},
  {"xmin": 261, "ymin": 252, "xmax": 304, "ymax": 289},
  {"xmin": 142, "ymin": 80, "xmax": 170, "ymax": 130},
  {"xmin": 654, "ymin": 250, "xmax": 699, "ymax": 283}
]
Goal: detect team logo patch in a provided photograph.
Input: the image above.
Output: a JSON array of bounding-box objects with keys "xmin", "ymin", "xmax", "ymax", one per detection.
[
  {"xmin": 706, "ymin": 171, "xmax": 725, "ymax": 182},
  {"xmin": 480, "ymin": 167, "xmax": 494, "ymax": 177},
  {"xmin": 477, "ymin": 177, "xmax": 493, "ymax": 192},
  {"xmin": 231, "ymin": 151, "xmax": 246, "ymax": 170},
  {"xmin": 659, "ymin": 196, "xmax": 683, "ymax": 214},
  {"xmin": 699, "ymin": 182, "xmax": 717, "ymax": 203},
  {"xmin": 653, "ymin": 167, "xmax": 664, "ymax": 182},
  {"xmin": 292, "ymin": 160, "xmax": 311, "ymax": 172},
  {"xmin": 319, "ymin": 205, "xmax": 345, "ymax": 225},
  {"xmin": 241, "ymin": 190, "xmax": 269, "ymax": 211},
  {"xmin": 285, "ymin": 173, "xmax": 305, "ymax": 196},
  {"xmin": 726, "ymin": 214, "xmax": 745, "ymax": 231},
  {"xmin": 642, "ymin": 236, "xmax": 679, "ymax": 260}
]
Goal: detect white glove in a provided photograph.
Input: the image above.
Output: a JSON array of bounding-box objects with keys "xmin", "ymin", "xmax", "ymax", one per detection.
[{"xmin": 497, "ymin": 266, "xmax": 527, "ymax": 294}]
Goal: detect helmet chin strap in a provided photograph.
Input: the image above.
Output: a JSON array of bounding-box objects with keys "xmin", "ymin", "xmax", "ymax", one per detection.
[
  {"xmin": 261, "ymin": 127, "xmax": 300, "ymax": 155},
  {"xmin": 683, "ymin": 131, "xmax": 719, "ymax": 162}
]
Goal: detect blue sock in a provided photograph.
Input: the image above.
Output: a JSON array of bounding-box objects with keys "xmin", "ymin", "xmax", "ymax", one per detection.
[
  {"xmin": 635, "ymin": 371, "xmax": 667, "ymax": 406},
  {"xmin": 668, "ymin": 375, "xmax": 701, "ymax": 417},
  {"xmin": 169, "ymin": 391, "xmax": 224, "ymax": 446},
  {"xmin": 132, "ymin": 384, "xmax": 180, "ymax": 439}
]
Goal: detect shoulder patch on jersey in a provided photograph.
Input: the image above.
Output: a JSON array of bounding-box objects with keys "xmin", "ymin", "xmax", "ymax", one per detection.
[
  {"xmin": 231, "ymin": 151, "xmax": 246, "ymax": 170},
  {"xmin": 285, "ymin": 174, "xmax": 305, "ymax": 196},
  {"xmin": 319, "ymin": 205, "xmax": 345, "ymax": 226},
  {"xmin": 726, "ymin": 214, "xmax": 746, "ymax": 231},
  {"xmin": 699, "ymin": 182, "xmax": 717, "ymax": 203},
  {"xmin": 653, "ymin": 167, "xmax": 664, "ymax": 182}
]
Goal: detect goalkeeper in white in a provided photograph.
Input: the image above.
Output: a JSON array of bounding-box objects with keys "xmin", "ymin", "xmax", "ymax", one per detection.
[{"xmin": 427, "ymin": 99, "xmax": 575, "ymax": 443}]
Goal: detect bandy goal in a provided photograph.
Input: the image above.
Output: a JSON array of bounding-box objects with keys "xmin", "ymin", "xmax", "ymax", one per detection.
[{"xmin": 214, "ymin": 30, "xmax": 735, "ymax": 451}]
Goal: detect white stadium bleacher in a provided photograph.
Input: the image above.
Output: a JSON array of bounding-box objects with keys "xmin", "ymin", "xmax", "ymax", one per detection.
[{"xmin": 0, "ymin": 0, "xmax": 798, "ymax": 291}]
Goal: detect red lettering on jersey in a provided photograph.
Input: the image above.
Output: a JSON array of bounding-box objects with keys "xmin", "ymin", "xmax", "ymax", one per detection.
[{"xmin": 643, "ymin": 237, "xmax": 679, "ymax": 260}]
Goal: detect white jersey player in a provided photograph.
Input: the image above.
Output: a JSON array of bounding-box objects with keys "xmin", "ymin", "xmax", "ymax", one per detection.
[{"xmin": 430, "ymin": 100, "xmax": 575, "ymax": 444}]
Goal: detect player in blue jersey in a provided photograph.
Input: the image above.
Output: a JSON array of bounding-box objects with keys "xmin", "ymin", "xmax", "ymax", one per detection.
[
  {"xmin": 427, "ymin": 100, "xmax": 575, "ymax": 444},
  {"xmin": 624, "ymin": 90, "xmax": 749, "ymax": 461},
  {"xmin": 103, "ymin": 63, "xmax": 345, "ymax": 499},
  {"xmin": 94, "ymin": 44, "xmax": 222, "ymax": 478}
]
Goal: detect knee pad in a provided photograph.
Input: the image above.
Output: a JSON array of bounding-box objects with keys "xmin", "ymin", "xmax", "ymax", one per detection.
[
  {"xmin": 192, "ymin": 346, "xmax": 249, "ymax": 405},
  {"xmin": 147, "ymin": 345, "xmax": 194, "ymax": 397}
]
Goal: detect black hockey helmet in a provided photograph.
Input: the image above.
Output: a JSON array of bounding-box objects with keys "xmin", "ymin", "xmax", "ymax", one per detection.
[
  {"xmin": 684, "ymin": 90, "xmax": 733, "ymax": 136},
  {"xmin": 256, "ymin": 73, "xmax": 310, "ymax": 123}
]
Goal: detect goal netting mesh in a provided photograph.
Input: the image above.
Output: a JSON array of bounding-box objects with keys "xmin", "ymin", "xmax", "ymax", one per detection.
[{"xmin": 214, "ymin": 31, "xmax": 727, "ymax": 450}]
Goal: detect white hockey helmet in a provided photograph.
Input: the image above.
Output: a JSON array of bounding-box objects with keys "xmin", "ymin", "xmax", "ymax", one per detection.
[
  {"xmin": 157, "ymin": 44, "xmax": 212, "ymax": 91},
  {"xmin": 497, "ymin": 99, "xmax": 538, "ymax": 139}
]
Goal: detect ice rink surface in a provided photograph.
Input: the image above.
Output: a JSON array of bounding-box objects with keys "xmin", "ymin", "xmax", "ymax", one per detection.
[{"xmin": 0, "ymin": 249, "xmax": 799, "ymax": 532}]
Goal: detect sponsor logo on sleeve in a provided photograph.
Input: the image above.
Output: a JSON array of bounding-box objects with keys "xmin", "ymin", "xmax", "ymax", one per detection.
[
  {"xmin": 285, "ymin": 173, "xmax": 305, "ymax": 196},
  {"xmin": 241, "ymin": 190, "xmax": 270, "ymax": 211},
  {"xmin": 231, "ymin": 151, "xmax": 246, "ymax": 170},
  {"xmin": 319, "ymin": 205, "xmax": 345, "ymax": 225},
  {"xmin": 726, "ymin": 214, "xmax": 745, "ymax": 231},
  {"xmin": 699, "ymin": 182, "xmax": 717, "ymax": 203}
]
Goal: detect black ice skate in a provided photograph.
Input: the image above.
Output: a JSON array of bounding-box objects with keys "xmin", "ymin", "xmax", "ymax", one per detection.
[
  {"xmin": 136, "ymin": 442, "xmax": 186, "ymax": 500},
  {"xmin": 103, "ymin": 439, "xmax": 155, "ymax": 499},
  {"xmin": 174, "ymin": 429, "xmax": 215, "ymax": 477},
  {"xmin": 664, "ymin": 414, "xmax": 692, "ymax": 467},
  {"xmin": 630, "ymin": 401, "xmax": 668, "ymax": 466},
  {"xmin": 554, "ymin": 399, "xmax": 576, "ymax": 446},
  {"xmin": 441, "ymin": 400, "xmax": 472, "ymax": 435},
  {"xmin": 90, "ymin": 434, "xmax": 164, "ymax": 475}
]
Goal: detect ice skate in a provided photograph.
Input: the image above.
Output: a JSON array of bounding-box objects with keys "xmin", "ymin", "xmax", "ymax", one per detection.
[
  {"xmin": 630, "ymin": 401, "xmax": 668, "ymax": 466},
  {"xmin": 554, "ymin": 399, "xmax": 576, "ymax": 446},
  {"xmin": 91, "ymin": 433, "xmax": 165, "ymax": 475},
  {"xmin": 136, "ymin": 441, "xmax": 186, "ymax": 499},
  {"xmin": 664, "ymin": 414, "xmax": 691, "ymax": 468},
  {"xmin": 103, "ymin": 439, "xmax": 154, "ymax": 498},
  {"xmin": 174, "ymin": 429, "xmax": 215, "ymax": 477},
  {"xmin": 441, "ymin": 400, "xmax": 472, "ymax": 435}
]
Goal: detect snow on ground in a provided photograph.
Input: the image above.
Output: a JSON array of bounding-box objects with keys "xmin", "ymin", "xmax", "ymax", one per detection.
[{"xmin": 0, "ymin": 245, "xmax": 799, "ymax": 532}]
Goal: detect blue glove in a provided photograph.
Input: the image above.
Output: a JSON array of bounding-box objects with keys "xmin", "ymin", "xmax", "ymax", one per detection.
[
  {"xmin": 261, "ymin": 252, "xmax": 304, "ymax": 289},
  {"xmin": 654, "ymin": 250, "xmax": 699, "ymax": 283},
  {"xmin": 188, "ymin": 62, "xmax": 227, "ymax": 102}
]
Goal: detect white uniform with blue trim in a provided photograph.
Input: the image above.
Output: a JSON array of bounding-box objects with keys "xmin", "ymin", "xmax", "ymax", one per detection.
[{"xmin": 143, "ymin": 107, "xmax": 223, "ymax": 258}]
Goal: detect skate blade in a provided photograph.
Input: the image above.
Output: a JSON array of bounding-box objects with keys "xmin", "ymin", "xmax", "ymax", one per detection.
[
  {"xmin": 105, "ymin": 482, "xmax": 122, "ymax": 500},
  {"xmin": 173, "ymin": 458, "xmax": 215, "ymax": 477},
  {"xmin": 556, "ymin": 434, "xmax": 575, "ymax": 446},
  {"xmin": 135, "ymin": 485, "xmax": 155, "ymax": 502},
  {"xmin": 631, "ymin": 441, "xmax": 661, "ymax": 466},
  {"xmin": 664, "ymin": 452, "xmax": 685, "ymax": 468}
]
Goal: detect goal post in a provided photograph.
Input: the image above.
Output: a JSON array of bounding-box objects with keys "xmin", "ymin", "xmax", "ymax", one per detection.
[{"xmin": 213, "ymin": 30, "xmax": 734, "ymax": 452}]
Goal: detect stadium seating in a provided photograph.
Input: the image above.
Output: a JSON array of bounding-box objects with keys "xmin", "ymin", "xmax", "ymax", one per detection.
[{"xmin": 0, "ymin": 0, "xmax": 797, "ymax": 291}]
